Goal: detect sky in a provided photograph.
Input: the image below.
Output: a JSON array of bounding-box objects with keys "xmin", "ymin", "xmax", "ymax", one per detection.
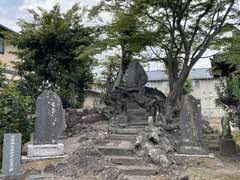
[{"xmin": 0, "ymin": 0, "xmax": 211, "ymax": 69}]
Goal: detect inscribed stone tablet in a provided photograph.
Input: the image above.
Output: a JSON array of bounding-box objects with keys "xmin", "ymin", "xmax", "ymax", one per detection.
[{"xmin": 2, "ymin": 133, "xmax": 22, "ymax": 175}]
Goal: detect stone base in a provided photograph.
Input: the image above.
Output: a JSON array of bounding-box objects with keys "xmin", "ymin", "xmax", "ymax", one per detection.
[
  {"xmin": 220, "ymin": 138, "xmax": 236, "ymax": 156},
  {"xmin": 27, "ymin": 143, "xmax": 64, "ymax": 157},
  {"xmin": 178, "ymin": 144, "xmax": 207, "ymax": 155}
]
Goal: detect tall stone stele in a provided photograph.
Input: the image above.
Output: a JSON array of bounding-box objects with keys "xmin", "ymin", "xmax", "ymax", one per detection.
[
  {"xmin": 27, "ymin": 90, "xmax": 66, "ymax": 157},
  {"xmin": 178, "ymin": 95, "xmax": 207, "ymax": 155}
]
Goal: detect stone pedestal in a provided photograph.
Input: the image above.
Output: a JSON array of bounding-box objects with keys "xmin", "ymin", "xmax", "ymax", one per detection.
[
  {"xmin": 27, "ymin": 143, "xmax": 64, "ymax": 157},
  {"xmin": 220, "ymin": 138, "xmax": 236, "ymax": 156}
]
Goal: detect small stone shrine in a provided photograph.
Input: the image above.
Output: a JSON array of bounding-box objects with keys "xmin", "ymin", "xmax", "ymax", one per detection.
[
  {"xmin": 27, "ymin": 90, "xmax": 66, "ymax": 157},
  {"xmin": 2, "ymin": 133, "xmax": 22, "ymax": 176}
]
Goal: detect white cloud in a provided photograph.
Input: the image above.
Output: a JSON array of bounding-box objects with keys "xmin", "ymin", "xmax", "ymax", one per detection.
[{"xmin": 18, "ymin": 0, "xmax": 101, "ymax": 14}]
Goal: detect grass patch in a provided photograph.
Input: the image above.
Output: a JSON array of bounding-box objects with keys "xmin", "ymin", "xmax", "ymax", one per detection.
[{"xmin": 232, "ymin": 131, "xmax": 240, "ymax": 145}]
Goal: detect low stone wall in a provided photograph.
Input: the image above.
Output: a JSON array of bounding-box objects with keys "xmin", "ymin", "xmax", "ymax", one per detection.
[{"xmin": 65, "ymin": 108, "xmax": 105, "ymax": 136}]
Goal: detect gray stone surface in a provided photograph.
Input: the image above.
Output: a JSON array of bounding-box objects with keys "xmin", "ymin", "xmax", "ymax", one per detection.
[
  {"xmin": 220, "ymin": 138, "xmax": 236, "ymax": 156},
  {"xmin": 148, "ymin": 149, "xmax": 170, "ymax": 168},
  {"xmin": 2, "ymin": 133, "xmax": 22, "ymax": 176},
  {"xmin": 178, "ymin": 95, "xmax": 206, "ymax": 154},
  {"xmin": 126, "ymin": 60, "xmax": 148, "ymax": 89},
  {"xmin": 27, "ymin": 143, "xmax": 64, "ymax": 157},
  {"xmin": 34, "ymin": 90, "xmax": 66, "ymax": 145},
  {"xmin": 112, "ymin": 114, "xmax": 128, "ymax": 127}
]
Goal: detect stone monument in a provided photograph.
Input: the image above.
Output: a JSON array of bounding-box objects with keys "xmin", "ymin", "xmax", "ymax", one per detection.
[
  {"xmin": 27, "ymin": 90, "xmax": 66, "ymax": 157},
  {"xmin": 178, "ymin": 95, "xmax": 207, "ymax": 154},
  {"xmin": 106, "ymin": 60, "xmax": 166, "ymax": 127},
  {"xmin": 2, "ymin": 133, "xmax": 22, "ymax": 176}
]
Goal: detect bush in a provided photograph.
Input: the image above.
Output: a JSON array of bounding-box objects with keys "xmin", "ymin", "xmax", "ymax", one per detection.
[
  {"xmin": 0, "ymin": 62, "xmax": 33, "ymax": 167},
  {"xmin": 0, "ymin": 85, "xmax": 33, "ymax": 165}
]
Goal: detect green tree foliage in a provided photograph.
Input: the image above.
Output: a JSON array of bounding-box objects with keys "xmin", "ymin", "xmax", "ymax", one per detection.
[
  {"xmin": 183, "ymin": 78, "xmax": 193, "ymax": 95},
  {"xmin": 0, "ymin": 62, "xmax": 33, "ymax": 167},
  {"xmin": 90, "ymin": 4, "xmax": 154, "ymax": 91},
  {"xmin": 212, "ymin": 27, "xmax": 240, "ymax": 75},
  {"xmin": 10, "ymin": 4, "xmax": 97, "ymax": 108},
  {"xmin": 212, "ymin": 26, "xmax": 240, "ymax": 128},
  {"xmin": 216, "ymin": 75, "xmax": 240, "ymax": 128},
  {"xmin": 0, "ymin": 62, "xmax": 6, "ymax": 88}
]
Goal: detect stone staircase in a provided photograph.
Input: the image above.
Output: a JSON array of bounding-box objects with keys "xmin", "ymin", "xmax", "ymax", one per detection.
[
  {"xmin": 95, "ymin": 101, "xmax": 161, "ymax": 176},
  {"xmin": 96, "ymin": 125, "xmax": 160, "ymax": 176}
]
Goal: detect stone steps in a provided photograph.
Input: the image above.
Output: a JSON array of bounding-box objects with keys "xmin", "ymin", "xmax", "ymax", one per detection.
[
  {"xmin": 110, "ymin": 134, "xmax": 137, "ymax": 141},
  {"xmin": 128, "ymin": 121, "xmax": 148, "ymax": 127},
  {"xmin": 115, "ymin": 165, "xmax": 159, "ymax": 176},
  {"xmin": 109, "ymin": 156, "xmax": 144, "ymax": 165},
  {"xmin": 97, "ymin": 145, "xmax": 133, "ymax": 156},
  {"xmin": 109, "ymin": 128, "xmax": 141, "ymax": 135}
]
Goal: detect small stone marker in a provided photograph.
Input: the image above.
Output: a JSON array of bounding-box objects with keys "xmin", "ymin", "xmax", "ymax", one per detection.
[{"xmin": 2, "ymin": 133, "xmax": 22, "ymax": 176}]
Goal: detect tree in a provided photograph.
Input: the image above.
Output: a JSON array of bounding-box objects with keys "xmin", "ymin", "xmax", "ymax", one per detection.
[
  {"xmin": 212, "ymin": 26, "xmax": 240, "ymax": 128},
  {"xmin": 90, "ymin": 4, "xmax": 154, "ymax": 92},
  {"xmin": 211, "ymin": 26, "xmax": 240, "ymax": 76},
  {"xmin": 9, "ymin": 4, "xmax": 97, "ymax": 108},
  {"xmin": 93, "ymin": 0, "xmax": 237, "ymax": 122},
  {"xmin": 216, "ymin": 75, "xmax": 240, "ymax": 128}
]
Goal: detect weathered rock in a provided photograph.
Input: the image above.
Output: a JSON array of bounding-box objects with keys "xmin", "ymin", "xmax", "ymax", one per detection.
[
  {"xmin": 126, "ymin": 60, "xmax": 148, "ymax": 89},
  {"xmin": 55, "ymin": 163, "xmax": 68, "ymax": 171},
  {"xmin": 94, "ymin": 131, "xmax": 109, "ymax": 143},
  {"xmin": 179, "ymin": 174, "xmax": 190, "ymax": 180},
  {"xmin": 148, "ymin": 127, "xmax": 159, "ymax": 144},
  {"xmin": 44, "ymin": 164, "xmax": 56, "ymax": 173},
  {"xmin": 100, "ymin": 167, "xmax": 121, "ymax": 180},
  {"xmin": 57, "ymin": 165, "xmax": 78, "ymax": 177},
  {"xmin": 82, "ymin": 113, "xmax": 104, "ymax": 124},
  {"xmin": 148, "ymin": 149, "xmax": 170, "ymax": 168}
]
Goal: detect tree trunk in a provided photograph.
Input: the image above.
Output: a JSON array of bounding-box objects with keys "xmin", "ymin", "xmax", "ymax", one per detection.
[
  {"xmin": 111, "ymin": 45, "xmax": 131, "ymax": 92},
  {"xmin": 112, "ymin": 61, "xmax": 124, "ymax": 92},
  {"xmin": 165, "ymin": 65, "xmax": 191, "ymax": 123},
  {"xmin": 167, "ymin": 60, "xmax": 179, "ymax": 92}
]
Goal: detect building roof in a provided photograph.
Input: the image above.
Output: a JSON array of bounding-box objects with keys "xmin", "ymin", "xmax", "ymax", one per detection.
[
  {"xmin": 0, "ymin": 24, "xmax": 15, "ymax": 33},
  {"xmin": 146, "ymin": 68, "xmax": 213, "ymax": 81}
]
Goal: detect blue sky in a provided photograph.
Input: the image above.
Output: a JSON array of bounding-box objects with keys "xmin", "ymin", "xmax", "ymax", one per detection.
[
  {"xmin": 0, "ymin": 0, "xmax": 98, "ymax": 31},
  {"xmin": 0, "ymin": 0, "xmax": 211, "ymax": 68}
]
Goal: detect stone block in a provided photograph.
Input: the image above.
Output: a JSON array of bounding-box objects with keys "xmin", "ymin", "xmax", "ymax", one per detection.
[
  {"xmin": 112, "ymin": 114, "xmax": 128, "ymax": 127},
  {"xmin": 220, "ymin": 138, "xmax": 236, "ymax": 156},
  {"xmin": 27, "ymin": 143, "xmax": 64, "ymax": 157}
]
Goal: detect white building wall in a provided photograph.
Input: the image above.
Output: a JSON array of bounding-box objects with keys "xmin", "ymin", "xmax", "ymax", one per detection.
[
  {"xmin": 148, "ymin": 79, "xmax": 225, "ymax": 120},
  {"xmin": 191, "ymin": 79, "xmax": 225, "ymax": 120}
]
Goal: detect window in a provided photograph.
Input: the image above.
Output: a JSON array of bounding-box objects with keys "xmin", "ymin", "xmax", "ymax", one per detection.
[
  {"xmin": 192, "ymin": 80, "xmax": 200, "ymax": 88},
  {"xmin": 0, "ymin": 38, "xmax": 4, "ymax": 54}
]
